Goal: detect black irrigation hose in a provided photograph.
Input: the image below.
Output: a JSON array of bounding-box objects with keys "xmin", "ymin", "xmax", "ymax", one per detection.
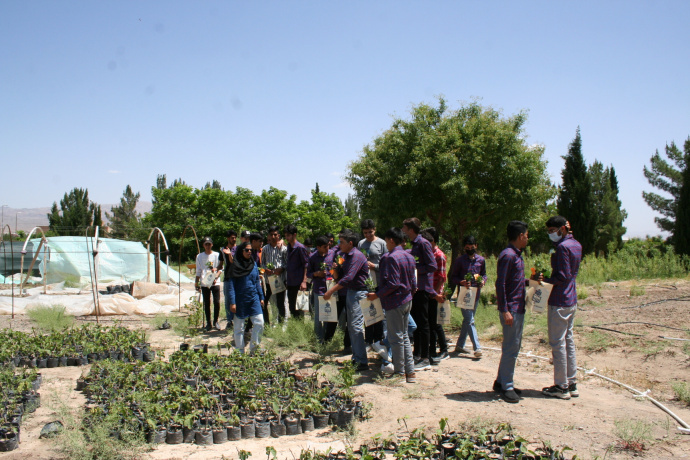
[
  {"xmin": 620, "ymin": 296, "xmax": 690, "ymax": 310},
  {"xmin": 597, "ymin": 321, "xmax": 690, "ymax": 332},
  {"xmin": 585, "ymin": 325, "xmax": 644, "ymax": 337}
]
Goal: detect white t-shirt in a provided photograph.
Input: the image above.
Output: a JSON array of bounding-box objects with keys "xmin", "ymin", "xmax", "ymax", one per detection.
[{"xmin": 196, "ymin": 251, "xmax": 221, "ymax": 286}]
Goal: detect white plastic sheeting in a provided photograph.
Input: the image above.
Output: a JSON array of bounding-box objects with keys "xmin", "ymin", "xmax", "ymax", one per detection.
[
  {"xmin": 0, "ymin": 283, "xmax": 199, "ymax": 316},
  {"xmin": 30, "ymin": 236, "xmax": 193, "ymax": 285}
]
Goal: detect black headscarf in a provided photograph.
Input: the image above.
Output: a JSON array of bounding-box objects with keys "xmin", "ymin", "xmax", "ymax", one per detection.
[{"xmin": 231, "ymin": 242, "xmax": 255, "ymax": 278}]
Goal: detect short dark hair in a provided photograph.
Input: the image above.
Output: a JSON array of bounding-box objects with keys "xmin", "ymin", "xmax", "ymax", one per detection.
[
  {"xmin": 420, "ymin": 230, "xmax": 434, "ymax": 243},
  {"xmin": 546, "ymin": 215, "xmax": 567, "ymax": 229},
  {"xmin": 325, "ymin": 232, "xmax": 334, "ymax": 240},
  {"xmin": 303, "ymin": 237, "xmax": 312, "ymax": 247},
  {"xmin": 338, "ymin": 230, "xmax": 359, "ymax": 246},
  {"xmin": 384, "ymin": 227, "xmax": 404, "ymax": 245},
  {"xmin": 507, "ymin": 220, "xmax": 528, "ymax": 242},
  {"xmin": 423, "ymin": 227, "xmax": 438, "ymax": 243},
  {"xmin": 225, "ymin": 229, "xmax": 237, "ymax": 237},
  {"xmin": 315, "ymin": 236, "xmax": 329, "ymax": 247},
  {"xmin": 402, "ymin": 217, "xmax": 421, "ymax": 234},
  {"xmin": 462, "ymin": 235, "xmax": 477, "ymax": 246},
  {"xmin": 268, "ymin": 225, "xmax": 280, "ymax": 234},
  {"xmin": 249, "ymin": 232, "xmax": 263, "ymax": 242},
  {"xmin": 360, "ymin": 219, "xmax": 376, "ymax": 230},
  {"xmin": 284, "ymin": 224, "xmax": 298, "ymax": 235}
]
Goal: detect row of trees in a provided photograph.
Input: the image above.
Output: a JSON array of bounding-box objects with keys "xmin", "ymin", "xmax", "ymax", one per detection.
[{"xmin": 47, "ymin": 98, "xmax": 688, "ymax": 261}]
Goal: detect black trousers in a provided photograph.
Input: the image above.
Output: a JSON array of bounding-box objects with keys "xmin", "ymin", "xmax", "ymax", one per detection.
[
  {"xmin": 428, "ymin": 298, "xmax": 448, "ymax": 357},
  {"xmin": 201, "ymin": 285, "xmax": 220, "ymax": 327},
  {"xmin": 266, "ymin": 282, "xmax": 287, "ymax": 323},
  {"xmin": 410, "ymin": 290, "xmax": 430, "ymax": 359},
  {"xmin": 286, "ymin": 285, "xmax": 304, "ymax": 319}
]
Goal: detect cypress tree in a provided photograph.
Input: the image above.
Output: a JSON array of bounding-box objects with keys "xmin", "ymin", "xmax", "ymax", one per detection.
[
  {"xmin": 558, "ymin": 127, "xmax": 596, "ymax": 253},
  {"xmin": 674, "ymin": 153, "xmax": 690, "ymax": 256}
]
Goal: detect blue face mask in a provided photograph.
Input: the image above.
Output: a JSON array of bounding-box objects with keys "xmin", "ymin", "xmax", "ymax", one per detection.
[{"xmin": 548, "ymin": 231, "xmax": 562, "ymax": 242}]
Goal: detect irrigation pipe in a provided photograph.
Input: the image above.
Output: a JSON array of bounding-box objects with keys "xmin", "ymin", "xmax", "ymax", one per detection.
[
  {"xmin": 482, "ymin": 346, "xmax": 690, "ymax": 433},
  {"xmin": 597, "ymin": 321, "xmax": 689, "ymax": 332}
]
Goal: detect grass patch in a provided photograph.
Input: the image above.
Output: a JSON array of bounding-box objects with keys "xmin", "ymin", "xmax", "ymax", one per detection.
[
  {"xmin": 577, "ymin": 287, "xmax": 589, "ymax": 300},
  {"xmin": 26, "ymin": 304, "xmax": 74, "ymax": 332},
  {"xmin": 629, "ymin": 285, "xmax": 646, "ymax": 297},
  {"xmin": 522, "ymin": 310, "xmax": 549, "ymax": 340},
  {"xmin": 632, "ymin": 339, "xmax": 665, "ymax": 357},
  {"xmin": 613, "ymin": 418, "xmax": 653, "ymax": 451},
  {"xmin": 583, "ymin": 329, "xmax": 618, "ymax": 353},
  {"xmin": 263, "ymin": 317, "xmax": 317, "ymax": 352},
  {"xmin": 671, "ymin": 381, "xmax": 690, "ymax": 405}
]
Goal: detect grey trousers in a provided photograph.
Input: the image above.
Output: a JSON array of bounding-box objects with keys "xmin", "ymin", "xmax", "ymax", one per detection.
[
  {"xmin": 548, "ymin": 304, "xmax": 577, "ymax": 389},
  {"xmin": 384, "ymin": 301, "xmax": 414, "ymax": 375},
  {"xmin": 497, "ymin": 312, "xmax": 524, "ymax": 391}
]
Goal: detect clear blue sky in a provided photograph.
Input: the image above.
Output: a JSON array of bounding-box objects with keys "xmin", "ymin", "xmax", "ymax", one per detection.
[{"xmin": 2, "ymin": 1, "xmax": 689, "ymax": 238}]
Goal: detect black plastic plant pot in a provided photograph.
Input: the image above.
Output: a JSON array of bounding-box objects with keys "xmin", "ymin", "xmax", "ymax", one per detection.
[
  {"xmin": 195, "ymin": 429, "xmax": 213, "ymax": 446},
  {"xmin": 47, "ymin": 357, "xmax": 59, "ymax": 368},
  {"xmin": 58, "ymin": 356, "xmax": 68, "ymax": 367},
  {"xmin": 227, "ymin": 425, "xmax": 242, "ymax": 441},
  {"xmin": 37, "ymin": 358, "xmax": 47, "ymax": 368},
  {"xmin": 166, "ymin": 428, "xmax": 183, "ymax": 444},
  {"xmin": 146, "ymin": 428, "xmax": 166, "ymax": 444},
  {"xmin": 300, "ymin": 416, "xmax": 314, "ymax": 432},
  {"xmin": 240, "ymin": 421, "xmax": 255, "ymax": 439},
  {"xmin": 179, "ymin": 343, "xmax": 190, "ymax": 351},
  {"xmin": 313, "ymin": 413, "xmax": 329, "ymax": 429},
  {"xmin": 270, "ymin": 421, "xmax": 285, "ymax": 438},
  {"xmin": 0, "ymin": 432, "xmax": 18, "ymax": 452},
  {"xmin": 182, "ymin": 426, "xmax": 196, "ymax": 444},
  {"xmin": 142, "ymin": 351, "xmax": 156, "ymax": 362},
  {"xmin": 337, "ymin": 408, "xmax": 354, "ymax": 428},
  {"xmin": 212, "ymin": 428, "xmax": 228, "ymax": 444},
  {"xmin": 255, "ymin": 421, "xmax": 270, "ymax": 438}
]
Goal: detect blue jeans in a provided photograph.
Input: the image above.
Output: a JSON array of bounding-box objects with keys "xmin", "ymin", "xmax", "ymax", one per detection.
[
  {"xmin": 346, "ymin": 290, "xmax": 368, "ymax": 365},
  {"xmin": 457, "ymin": 305, "xmax": 481, "ymax": 351},
  {"xmin": 224, "ymin": 280, "xmax": 233, "ymax": 322},
  {"xmin": 496, "ymin": 311, "xmax": 524, "ymax": 391}
]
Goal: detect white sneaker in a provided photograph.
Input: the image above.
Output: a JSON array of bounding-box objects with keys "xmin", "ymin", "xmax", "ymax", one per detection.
[
  {"xmin": 474, "ymin": 349, "xmax": 483, "ymax": 358},
  {"xmin": 380, "ymin": 363, "xmax": 394, "ymax": 374},
  {"xmin": 371, "ymin": 341, "xmax": 389, "ymax": 361}
]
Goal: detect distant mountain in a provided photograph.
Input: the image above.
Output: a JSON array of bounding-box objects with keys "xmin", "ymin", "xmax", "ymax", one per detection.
[{"xmin": 3, "ymin": 202, "xmax": 153, "ymax": 232}]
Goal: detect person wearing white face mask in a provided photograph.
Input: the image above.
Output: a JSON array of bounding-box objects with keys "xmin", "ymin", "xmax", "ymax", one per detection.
[{"xmin": 538, "ymin": 215, "xmax": 582, "ymax": 400}]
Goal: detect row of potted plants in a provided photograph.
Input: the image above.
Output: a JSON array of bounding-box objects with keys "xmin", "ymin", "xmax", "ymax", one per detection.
[
  {"xmin": 0, "ymin": 324, "xmax": 151, "ymax": 368},
  {"xmin": 0, "ymin": 367, "xmax": 41, "ymax": 452},
  {"xmin": 79, "ymin": 348, "xmax": 367, "ymax": 445}
]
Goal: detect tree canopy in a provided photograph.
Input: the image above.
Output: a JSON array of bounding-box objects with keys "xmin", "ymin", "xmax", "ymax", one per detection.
[
  {"xmin": 47, "ymin": 188, "xmax": 102, "ymax": 236},
  {"xmin": 105, "ymin": 185, "xmax": 142, "ymax": 240},
  {"xmin": 347, "ymin": 98, "xmax": 555, "ymax": 259},
  {"xmin": 642, "ymin": 138, "xmax": 689, "ymax": 236}
]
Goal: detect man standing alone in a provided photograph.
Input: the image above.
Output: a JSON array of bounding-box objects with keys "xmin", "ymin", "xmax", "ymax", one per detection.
[
  {"xmin": 495, "ymin": 221, "xmax": 530, "ymax": 403},
  {"xmin": 541, "ymin": 216, "xmax": 582, "ymax": 400}
]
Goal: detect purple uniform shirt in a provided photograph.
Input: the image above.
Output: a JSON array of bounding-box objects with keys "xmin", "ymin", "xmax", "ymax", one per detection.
[
  {"xmin": 377, "ymin": 245, "xmax": 417, "ymax": 310},
  {"xmin": 450, "ymin": 254, "xmax": 488, "ymax": 287},
  {"xmin": 307, "ymin": 250, "xmax": 334, "ymax": 295},
  {"xmin": 544, "ymin": 234, "xmax": 582, "ymax": 307},
  {"xmin": 495, "ymin": 244, "xmax": 528, "ymax": 313},
  {"xmin": 410, "ymin": 234, "xmax": 437, "ymax": 294},
  {"xmin": 337, "ymin": 247, "xmax": 369, "ymax": 292},
  {"xmin": 286, "ymin": 240, "xmax": 309, "ymax": 287}
]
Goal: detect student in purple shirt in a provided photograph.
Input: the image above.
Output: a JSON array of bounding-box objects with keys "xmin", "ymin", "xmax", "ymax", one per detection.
[
  {"xmin": 323, "ymin": 230, "xmax": 370, "ymax": 372},
  {"xmin": 494, "ymin": 220, "xmax": 530, "ymax": 404},
  {"xmin": 540, "ymin": 215, "xmax": 582, "ymax": 400},
  {"xmin": 367, "ymin": 227, "xmax": 418, "ymax": 383},
  {"xmin": 449, "ymin": 235, "xmax": 487, "ymax": 358},
  {"xmin": 307, "ymin": 236, "xmax": 332, "ymax": 343},
  {"xmin": 285, "ymin": 224, "xmax": 309, "ymax": 319},
  {"xmin": 402, "ymin": 217, "xmax": 437, "ymax": 371}
]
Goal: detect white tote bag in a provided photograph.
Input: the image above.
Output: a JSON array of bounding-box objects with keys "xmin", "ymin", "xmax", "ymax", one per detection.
[
  {"xmin": 437, "ymin": 299, "xmax": 452, "ymax": 325},
  {"xmin": 457, "ymin": 286, "xmax": 477, "ymax": 310},
  {"xmin": 200, "ymin": 269, "xmax": 218, "ymax": 288},
  {"xmin": 267, "ymin": 275, "xmax": 286, "ymax": 294},
  {"xmin": 296, "ymin": 290, "xmax": 310, "ymax": 311},
  {"xmin": 360, "ymin": 297, "xmax": 385, "ymax": 326},
  {"xmin": 527, "ymin": 280, "xmax": 553, "ymax": 313},
  {"xmin": 318, "ymin": 296, "xmax": 338, "ymax": 322}
]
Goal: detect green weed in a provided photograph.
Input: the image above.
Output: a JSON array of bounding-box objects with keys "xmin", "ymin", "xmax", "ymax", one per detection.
[
  {"xmin": 671, "ymin": 381, "xmax": 690, "ymax": 405},
  {"xmin": 577, "ymin": 287, "xmax": 589, "ymax": 300},
  {"xmin": 263, "ymin": 317, "xmax": 316, "ymax": 353},
  {"xmin": 629, "ymin": 285, "xmax": 646, "ymax": 297},
  {"xmin": 613, "ymin": 418, "xmax": 653, "ymax": 451},
  {"xmin": 26, "ymin": 304, "xmax": 74, "ymax": 332},
  {"xmin": 583, "ymin": 329, "xmax": 618, "ymax": 353}
]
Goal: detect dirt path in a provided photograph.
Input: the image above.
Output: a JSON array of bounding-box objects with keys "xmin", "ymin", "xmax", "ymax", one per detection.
[{"xmin": 1, "ymin": 279, "xmax": 689, "ymax": 459}]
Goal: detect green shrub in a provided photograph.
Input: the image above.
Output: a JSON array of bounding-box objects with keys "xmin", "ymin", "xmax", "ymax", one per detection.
[
  {"xmin": 26, "ymin": 304, "xmax": 74, "ymax": 332},
  {"xmin": 613, "ymin": 418, "xmax": 653, "ymax": 451},
  {"xmin": 671, "ymin": 381, "xmax": 690, "ymax": 405}
]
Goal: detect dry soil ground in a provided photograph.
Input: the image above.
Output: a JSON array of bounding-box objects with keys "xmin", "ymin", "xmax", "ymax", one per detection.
[{"xmin": 1, "ymin": 279, "xmax": 689, "ymax": 459}]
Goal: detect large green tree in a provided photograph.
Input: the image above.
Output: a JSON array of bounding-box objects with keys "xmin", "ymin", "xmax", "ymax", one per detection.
[
  {"xmin": 558, "ymin": 127, "xmax": 596, "ymax": 254},
  {"xmin": 347, "ymin": 98, "xmax": 554, "ymax": 260},
  {"xmin": 642, "ymin": 138, "xmax": 689, "ymax": 236},
  {"xmin": 674, "ymin": 150, "xmax": 690, "ymax": 256},
  {"xmin": 296, "ymin": 185, "xmax": 359, "ymax": 241},
  {"xmin": 47, "ymin": 188, "xmax": 102, "ymax": 236},
  {"xmin": 105, "ymin": 185, "xmax": 142, "ymax": 240},
  {"xmin": 589, "ymin": 161, "xmax": 627, "ymax": 254}
]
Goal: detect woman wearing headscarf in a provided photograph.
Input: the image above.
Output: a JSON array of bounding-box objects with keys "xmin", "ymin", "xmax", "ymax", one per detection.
[{"xmin": 227, "ymin": 241, "xmax": 265, "ymax": 353}]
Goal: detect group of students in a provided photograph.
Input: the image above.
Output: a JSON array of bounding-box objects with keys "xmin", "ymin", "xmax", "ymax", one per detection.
[{"xmin": 195, "ymin": 214, "xmax": 582, "ymax": 403}]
